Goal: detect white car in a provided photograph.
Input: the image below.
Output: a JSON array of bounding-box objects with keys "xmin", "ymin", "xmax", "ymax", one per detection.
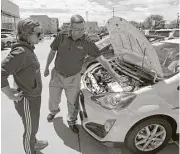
[
  {"xmin": 79, "ymin": 33, "xmax": 179, "ymax": 154},
  {"xmin": 1, "ymin": 33, "xmax": 16, "ymax": 47}
]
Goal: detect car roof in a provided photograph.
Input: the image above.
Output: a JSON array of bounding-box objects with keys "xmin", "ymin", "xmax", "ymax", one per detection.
[
  {"xmin": 152, "ymin": 38, "xmax": 180, "ymax": 46},
  {"xmin": 155, "ymin": 29, "xmax": 179, "ymax": 32}
]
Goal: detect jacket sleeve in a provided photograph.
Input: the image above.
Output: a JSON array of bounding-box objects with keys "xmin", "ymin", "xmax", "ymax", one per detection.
[{"xmin": 1, "ymin": 47, "xmax": 26, "ymax": 88}]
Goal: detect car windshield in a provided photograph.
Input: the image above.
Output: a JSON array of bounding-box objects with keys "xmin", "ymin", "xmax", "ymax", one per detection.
[{"xmin": 153, "ymin": 41, "xmax": 179, "ymax": 77}]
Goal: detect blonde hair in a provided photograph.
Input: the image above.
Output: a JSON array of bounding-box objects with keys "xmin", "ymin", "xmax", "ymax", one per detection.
[{"xmin": 17, "ymin": 18, "xmax": 41, "ymax": 42}]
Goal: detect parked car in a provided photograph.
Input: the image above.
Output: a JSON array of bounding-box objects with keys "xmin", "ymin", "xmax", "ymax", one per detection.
[
  {"xmin": 154, "ymin": 29, "xmax": 179, "ymax": 39},
  {"xmin": 1, "ymin": 40, "xmax": 6, "ymax": 50},
  {"xmin": 79, "ymin": 35, "xmax": 179, "ymax": 154},
  {"xmin": 1, "ymin": 33, "xmax": 17, "ymax": 47}
]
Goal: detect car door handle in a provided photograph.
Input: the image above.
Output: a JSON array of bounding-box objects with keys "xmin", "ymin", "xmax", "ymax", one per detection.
[{"xmin": 177, "ymin": 86, "xmax": 179, "ymax": 91}]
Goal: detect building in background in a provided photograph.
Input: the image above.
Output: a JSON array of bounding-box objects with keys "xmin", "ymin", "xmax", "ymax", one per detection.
[
  {"xmin": 30, "ymin": 15, "xmax": 59, "ymax": 34},
  {"xmin": 50, "ymin": 18, "xmax": 59, "ymax": 33},
  {"xmin": 30, "ymin": 15, "xmax": 52, "ymax": 34},
  {"xmin": 61, "ymin": 22, "xmax": 70, "ymax": 32},
  {"xmin": 84, "ymin": 21, "xmax": 100, "ymax": 34},
  {"xmin": 1, "ymin": 0, "xmax": 20, "ymax": 31}
]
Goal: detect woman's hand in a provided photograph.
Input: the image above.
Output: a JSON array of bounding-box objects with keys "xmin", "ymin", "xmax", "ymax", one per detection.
[
  {"xmin": 2, "ymin": 86, "xmax": 23, "ymax": 102},
  {"xmin": 9, "ymin": 90, "xmax": 24, "ymax": 102}
]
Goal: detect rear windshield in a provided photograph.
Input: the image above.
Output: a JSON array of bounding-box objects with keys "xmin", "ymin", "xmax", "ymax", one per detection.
[{"xmin": 154, "ymin": 31, "xmax": 170, "ymax": 37}]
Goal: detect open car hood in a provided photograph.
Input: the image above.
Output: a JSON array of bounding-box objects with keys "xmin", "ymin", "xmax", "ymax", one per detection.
[{"xmin": 102, "ymin": 17, "xmax": 163, "ymax": 78}]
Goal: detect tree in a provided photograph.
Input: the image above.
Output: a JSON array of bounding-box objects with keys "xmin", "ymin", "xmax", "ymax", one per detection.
[
  {"xmin": 143, "ymin": 15, "xmax": 165, "ymax": 29},
  {"xmin": 130, "ymin": 21, "xmax": 141, "ymax": 29}
]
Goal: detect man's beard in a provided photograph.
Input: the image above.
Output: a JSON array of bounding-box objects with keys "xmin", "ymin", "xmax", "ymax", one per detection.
[{"xmin": 71, "ymin": 31, "xmax": 84, "ymax": 40}]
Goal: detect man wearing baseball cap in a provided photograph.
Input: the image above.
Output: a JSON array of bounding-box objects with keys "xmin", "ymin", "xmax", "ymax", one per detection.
[
  {"xmin": 1, "ymin": 18, "xmax": 48, "ymax": 154},
  {"xmin": 44, "ymin": 14, "xmax": 120, "ymax": 133}
]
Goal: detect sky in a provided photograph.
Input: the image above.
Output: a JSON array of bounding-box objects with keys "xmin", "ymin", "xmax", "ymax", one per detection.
[{"xmin": 11, "ymin": 0, "xmax": 179, "ymax": 26}]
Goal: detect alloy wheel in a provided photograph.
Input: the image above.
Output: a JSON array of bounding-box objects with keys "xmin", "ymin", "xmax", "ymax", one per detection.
[{"xmin": 135, "ymin": 124, "xmax": 166, "ymax": 152}]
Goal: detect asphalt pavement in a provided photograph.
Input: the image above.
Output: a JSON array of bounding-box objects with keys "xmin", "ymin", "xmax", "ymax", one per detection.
[{"xmin": 1, "ymin": 38, "xmax": 179, "ymax": 154}]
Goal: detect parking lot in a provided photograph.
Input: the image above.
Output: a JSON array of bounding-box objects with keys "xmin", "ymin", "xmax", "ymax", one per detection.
[{"xmin": 1, "ymin": 38, "xmax": 179, "ymax": 154}]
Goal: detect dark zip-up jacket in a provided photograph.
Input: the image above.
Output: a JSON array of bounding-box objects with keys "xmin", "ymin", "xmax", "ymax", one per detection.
[{"xmin": 1, "ymin": 41, "xmax": 42, "ymax": 100}]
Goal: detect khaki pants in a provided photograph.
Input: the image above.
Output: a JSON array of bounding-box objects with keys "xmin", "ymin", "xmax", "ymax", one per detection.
[{"xmin": 49, "ymin": 68, "xmax": 81, "ymax": 124}]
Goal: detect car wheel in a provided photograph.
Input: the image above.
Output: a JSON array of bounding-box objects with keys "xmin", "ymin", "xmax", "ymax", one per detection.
[
  {"xmin": 125, "ymin": 118, "xmax": 172, "ymax": 154},
  {"xmin": 7, "ymin": 41, "xmax": 12, "ymax": 48}
]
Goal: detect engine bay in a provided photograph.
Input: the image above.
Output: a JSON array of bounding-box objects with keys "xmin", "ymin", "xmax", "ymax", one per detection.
[{"xmin": 83, "ymin": 61, "xmax": 153, "ymax": 95}]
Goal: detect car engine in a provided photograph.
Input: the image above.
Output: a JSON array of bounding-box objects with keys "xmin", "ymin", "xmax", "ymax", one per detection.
[{"xmin": 84, "ymin": 63, "xmax": 145, "ymax": 94}]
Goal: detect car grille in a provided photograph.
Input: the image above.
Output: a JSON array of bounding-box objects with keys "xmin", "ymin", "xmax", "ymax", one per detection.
[{"xmin": 85, "ymin": 122, "xmax": 107, "ymax": 138}]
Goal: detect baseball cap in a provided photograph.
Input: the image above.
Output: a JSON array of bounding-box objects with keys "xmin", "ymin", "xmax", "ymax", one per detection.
[{"xmin": 17, "ymin": 18, "xmax": 41, "ymax": 35}]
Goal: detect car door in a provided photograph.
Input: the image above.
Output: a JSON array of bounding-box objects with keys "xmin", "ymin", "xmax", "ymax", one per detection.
[{"xmin": 1, "ymin": 34, "xmax": 8, "ymax": 43}]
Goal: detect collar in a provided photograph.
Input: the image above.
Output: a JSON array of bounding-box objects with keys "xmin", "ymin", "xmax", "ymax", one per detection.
[{"xmin": 18, "ymin": 41, "xmax": 35, "ymax": 50}]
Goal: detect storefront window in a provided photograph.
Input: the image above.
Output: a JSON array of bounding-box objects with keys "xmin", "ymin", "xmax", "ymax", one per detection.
[{"xmin": 1, "ymin": 13, "xmax": 16, "ymax": 30}]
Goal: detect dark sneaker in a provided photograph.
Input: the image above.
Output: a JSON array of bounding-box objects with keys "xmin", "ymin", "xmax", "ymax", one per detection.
[
  {"xmin": 47, "ymin": 113, "xmax": 56, "ymax": 122},
  {"xmin": 47, "ymin": 109, "xmax": 60, "ymax": 122},
  {"xmin": 34, "ymin": 140, "xmax": 48, "ymax": 151},
  {"xmin": 69, "ymin": 124, "xmax": 79, "ymax": 134}
]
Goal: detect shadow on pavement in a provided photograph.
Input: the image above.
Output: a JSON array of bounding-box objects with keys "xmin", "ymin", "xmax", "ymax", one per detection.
[
  {"xmin": 78, "ymin": 126, "xmax": 111, "ymax": 154},
  {"xmin": 53, "ymin": 117, "xmax": 80, "ymax": 152}
]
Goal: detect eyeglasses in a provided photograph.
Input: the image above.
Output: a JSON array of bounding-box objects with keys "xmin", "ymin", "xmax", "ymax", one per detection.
[{"xmin": 71, "ymin": 27, "xmax": 84, "ymax": 31}]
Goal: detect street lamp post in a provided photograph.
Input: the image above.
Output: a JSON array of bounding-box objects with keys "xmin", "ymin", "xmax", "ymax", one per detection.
[{"xmin": 176, "ymin": 13, "xmax": 179, "ymax": 28}]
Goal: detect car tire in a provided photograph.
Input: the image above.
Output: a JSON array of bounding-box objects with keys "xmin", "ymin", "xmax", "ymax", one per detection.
[
  {"xmin": 7, "ymin": 41, "xmax": 12, "ymax": 48},
  {"xmin": 125, "ymin": 118, "xmax": 172, "ymax": 154}
]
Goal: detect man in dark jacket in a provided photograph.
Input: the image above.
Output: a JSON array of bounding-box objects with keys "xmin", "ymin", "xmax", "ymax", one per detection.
[{"xmin": 1, "ymin": 18, "xmax": 48, "ymax": 154}]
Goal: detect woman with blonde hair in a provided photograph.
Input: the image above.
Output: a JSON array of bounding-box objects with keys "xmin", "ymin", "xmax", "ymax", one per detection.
[{"xmin": 1, "ymin": 18, "xmax": 48, "ymax": 154}]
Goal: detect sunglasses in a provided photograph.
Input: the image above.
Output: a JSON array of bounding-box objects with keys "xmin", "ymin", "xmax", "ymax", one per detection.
[
  {"xmin": 30, "ymin": 31, "xmax": 43, "ymax": 37},
  {"xmin": 71, "ymin": 28, "xmax": 84, "ymax": 31},
  {"xmin": 36, "ymin": 32, "xmax": 42, "ymax": 37}
]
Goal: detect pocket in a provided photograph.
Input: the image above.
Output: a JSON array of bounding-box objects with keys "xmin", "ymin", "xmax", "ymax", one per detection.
[
  {"xmin": 49, "ymin": 69, "xmax": 61, "ymax": 87},
  {"xmin": 32, "ymin": 79, "xmax": 37, "ymax": 89},
  {"xmin": 68, "ymin": 73, "xmax": 81, "ymax": 88}
]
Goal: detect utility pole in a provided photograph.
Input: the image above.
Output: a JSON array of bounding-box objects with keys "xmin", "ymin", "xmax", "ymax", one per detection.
[
  {"xmin": 112, "ymin": 8, "xmax": 115, "ymax": 17},
  {"xmin": 86, "ymin": 11, "xmax": 88, "ymax": 22},
  {"xmin": 176, "ymin": 13, "xmax": 179, "ymax": 28}
]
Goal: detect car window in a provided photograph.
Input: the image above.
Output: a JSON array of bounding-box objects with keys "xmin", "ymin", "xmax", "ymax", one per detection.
[
  {"xmin": 154, "ymin": 42, "xmax": 179, "ymax": 77},
  {"xmin": 1, "ymin": 35, "xmax": 7, "ymax": 38},
  {"xmin": 174, "ymin": 30, "xmax": 179, "ymax": 37},
  {"xmin": 154, "ymin": 31, "xmax": 170, "ymax": 37}
]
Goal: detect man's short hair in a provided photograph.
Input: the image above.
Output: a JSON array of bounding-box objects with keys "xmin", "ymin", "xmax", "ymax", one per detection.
[{"xmin": 70, "ymin": 15, "xmax": 85, "ymax": 25}]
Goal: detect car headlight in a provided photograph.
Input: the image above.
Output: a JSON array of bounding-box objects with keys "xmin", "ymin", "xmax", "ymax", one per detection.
[{"xmin": 91, "ymin": 92, "xmax": 136, "ymax": 110}]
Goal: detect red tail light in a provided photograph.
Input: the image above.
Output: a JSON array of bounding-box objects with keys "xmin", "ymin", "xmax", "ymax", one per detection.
[{"xmin": 91, "ymin": 92, "xmax": 136, "ymax": 110}]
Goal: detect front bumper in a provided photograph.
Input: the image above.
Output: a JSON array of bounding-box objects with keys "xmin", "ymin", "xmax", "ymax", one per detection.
[{"xmin": 79, "ymin": 89, "xmax": 137, "ymax": 144}]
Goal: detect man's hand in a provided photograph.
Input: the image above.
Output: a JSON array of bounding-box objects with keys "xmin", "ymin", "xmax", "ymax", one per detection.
[
  {"xmin": 44, "ymin": 68, "xmax": 50, "ymax": 77},
  {"xmin": 112, "ymin": 73, "xmax": 122, "ymax": 86},
  {"xmin": 96, "ymin": 55, "xmax": 122, "ymax": 85}
]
